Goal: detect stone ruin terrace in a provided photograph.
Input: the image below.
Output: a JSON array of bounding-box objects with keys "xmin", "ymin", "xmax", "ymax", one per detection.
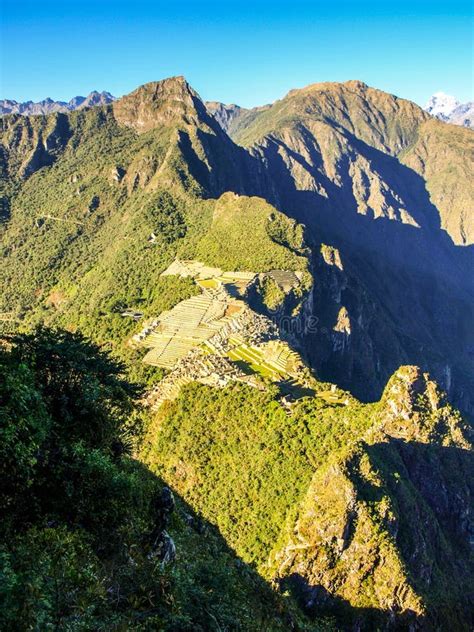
[
  {"xmin": 142, "ymin": 347, "xmax": 260, "ymax": 410},
  {"xmin": 131, "ymin": 259, "xmax": 326, "ymax": 408},
  {"xmin": 132, "ymin": 260, "xmax": 258, "ymax": 369}
]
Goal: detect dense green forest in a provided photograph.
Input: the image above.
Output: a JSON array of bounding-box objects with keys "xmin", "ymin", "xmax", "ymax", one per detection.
[
  {"xmin": 143, "ymin": 384, "xmax": 375, "ymax": 569},
  {"xmin": 0, "ymin": 106, "xmax": 309, "ymax": 352},
  {"xmin": 0, "ymin": 328, "xmax": 326, "ymax": 631},
  {"xmin": 2, "ymin": 330, "xmax": 472, "ymax": 629},
  {"xmin": 141, "ymin": 370, "xmax": 474, "ymax": 630}
]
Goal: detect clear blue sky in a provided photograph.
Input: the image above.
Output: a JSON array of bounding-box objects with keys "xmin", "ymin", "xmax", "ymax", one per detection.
[{"xmin": 1, "ymin": 0, "xmax": 473, "ymax": 107}]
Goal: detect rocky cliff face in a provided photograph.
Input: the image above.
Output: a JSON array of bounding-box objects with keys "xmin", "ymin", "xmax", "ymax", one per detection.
[
  {"xmin": 206, "ymin": 100, "xmax": 271, "ymax": 137},
  {"xmin": 273, "ymin": 367, "xmax": 474, "ymax": 630},
  {"xmin": 205, "ymin": 101, "xmax": 246, "ymax": 133},
  {"xmin": 296, "ymin": 244, "xmax": 407, "ymax": 401},
  {"xmin": 112, "ymin": 77, "xmax": 252, "ymax": 197},
  {"xmin": 401, "ymin": 118, "xmax": 474, "ymax": 245},
  {"xmin": 231, "ymin": 80, "xmax": 473, "ymax": 245},
  {"xmin": 235, "ymin": 80, "xmax": 429, "ymax": 153},
  {"xmin": 0, "ymin": 112, "xmax": 72, "ymax": 179},
  {"xmin": 113, "ymin": 77, "xmax": 208, "ymax": 133}
]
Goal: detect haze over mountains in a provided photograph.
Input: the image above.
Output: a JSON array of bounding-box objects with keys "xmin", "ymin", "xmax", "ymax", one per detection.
[{"xmin": 1, "ymin": 75, "xmax": 473, "ymax": 629}]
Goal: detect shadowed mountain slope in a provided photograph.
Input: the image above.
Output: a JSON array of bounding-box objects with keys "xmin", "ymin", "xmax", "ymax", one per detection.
[
  {"xmin": 272, "ymin": 367, "xmax": 474, "ymax": 630},
  {"xmin": 0, "ymin": 328, "xmax": 327, "ymax": 631},
  {"xmin": 144, "ymin": 365, "xmax": 473, "ymax": 630},
  {"xmin": 222, "ymin": 80, "xmax": 474, "ymax": 416},
  {"xmin": 206, "ymin": 100, "xmax": 271, "ymax": 137}
]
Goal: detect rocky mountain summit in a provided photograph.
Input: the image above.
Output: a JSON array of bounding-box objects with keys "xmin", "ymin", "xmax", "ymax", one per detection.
[
  {"xmin": 205, "ymin": 100, "xmax": 271, "ymax": 136},
  {"xmin": 425, "ymin": 91, "xmax": 461, "ymax": 118},
  {"xmin": 205, "ymin": 101, "xmax": 246, "ymax": 131},
  {"xmin": 220, "ymin": 79, "xmax": 474, "ymax": 416},
  {"xmin": 0, "ymin": 90, "xmax": 115, "ymax": 115},
  {"xmin": 149, "ymin": 359, "xmax": 474, "ymax": 629},
  {"xmin": 113, "ymin": 76, "xmax": 225, "ymax": 135}
]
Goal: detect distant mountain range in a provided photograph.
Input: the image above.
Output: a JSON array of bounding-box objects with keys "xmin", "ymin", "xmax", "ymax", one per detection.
[
  {"xmin": 2, "ymin": 87, "xmax": 473, "ymax": 130},
  {"xmin": 425, "ymin": 91, "xmax": 474, "ymax": 128},
  {"xmin": 0, "ymin": 91, "xmax": 116, "ymax": 115}
]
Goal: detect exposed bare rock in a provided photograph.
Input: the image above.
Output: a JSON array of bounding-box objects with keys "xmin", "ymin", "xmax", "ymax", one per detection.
[
  {"xmin": 113, "ymin": 76, "xmax": 210, "ymax": 133},
  {"xmin": 0, "ymin": 112, "xmax": 71, "ymax": 179},
  {"xmin": 379, "ymin": 366, "xmax": 473, "ymax": 447},
  {"xmin": 401, "ymin": 118, "xmax": 474, "ymax": 245},
  {"xmin": 320, "ymin": 244, "xmax": 343, "ymax": 270},
  {"xmin": 205, "ymin": 101, "xmax": 246, "ymax": 132},
  {"xmin": 110, "ymin": 165, "xmax": 126, "ymax": 183},
  {"xmin": 206, "ymin": 100, "xmax": 271, "ymax": 136}
]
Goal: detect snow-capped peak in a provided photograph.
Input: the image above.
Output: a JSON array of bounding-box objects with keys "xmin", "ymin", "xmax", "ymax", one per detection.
[{"xmin": 425, "ymin": 92, "xmax": 460, "ymax": 117}]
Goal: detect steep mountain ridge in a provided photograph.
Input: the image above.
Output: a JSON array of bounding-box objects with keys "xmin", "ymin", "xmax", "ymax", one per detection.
[
  {"xmin": 111, "ymin": 76, "xmax": 255, "ymax": 197},
  {"xmin": 205, "ymin": 102, "xmax": 246, "ymax": 132},
  {"xmin": 272, "ymin": 366, "xmax": 473, "ymax": 628},
  {"xmin": 231, "ymin": 79, "xmax": 472, "ymax": 243},
  {"xmin": 113, "ymin": 77, "xmax": 208, "ymax": 132},
  {"xmin": 236, "ymin": 80, "xmax": 429, "ymax": 154},
  {"xmin": 146, "ymin": 365, "xmax": 474, "ymax": 629},
  {"xmin": 205, "ymin": 100, "xmax": 271, "ymax": 137},
  {"xmin": 220, "ymin": 79, "xmax": 474, "ymax": 416},
  {"xmin": 139, "ymin": 79, "xmax": 474, "ymax": 423}
]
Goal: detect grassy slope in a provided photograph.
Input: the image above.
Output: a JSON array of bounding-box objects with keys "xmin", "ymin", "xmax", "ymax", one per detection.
[
  {"xmin": 2, "ymin": 80, "xmax": 473, "ymax": 629},
  {"xmin": 232, "ymin": 80, "xmax": 427, "ymax": 153},
  {"xmin": 401, "ymin": 118, "xmax": 474, "ymax": 244},
  {"xmin": 142, "ymin": 372, "xmax": 474, "ymax": 628},
  {"xmin": 189, "ymin": 192, "xmax": 309, "ymax": 272},
  {"xmin": 0, "ymin": 331, "xmax": 324, "ymax": 632},
  {"xmin": 225, "ymin": 79, "xmax": 474, "ymax": 420},
  {"xmin": 142, "ymin": 382, "xmax": 375, "ymax": 572}
]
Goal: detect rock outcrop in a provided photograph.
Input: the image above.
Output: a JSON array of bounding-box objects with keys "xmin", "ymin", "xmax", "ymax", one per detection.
[
  {"xmin": 272, "ymin": 367, "xmax": 474, "ymax": 629},
  {"xmin": 0, "ymin": 112, "xmax": 72, "ymax": 178},
  {"xmin": 113, "ymin": 76, "xmax": 208, "ymax": 133},
  {"xmin": 225, "ymin": 79, "xmax": 474, "ymax": 418}
]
